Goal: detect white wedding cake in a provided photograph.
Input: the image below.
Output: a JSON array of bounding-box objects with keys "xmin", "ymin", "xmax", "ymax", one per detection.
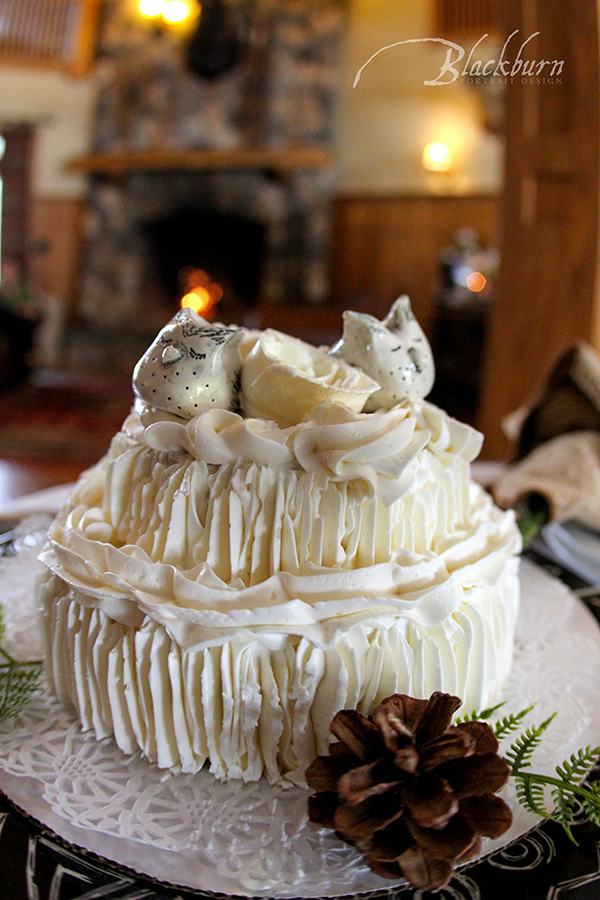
[{"xmin": 37, "ymin": 299, "xmax": 521, "ymax": 785}]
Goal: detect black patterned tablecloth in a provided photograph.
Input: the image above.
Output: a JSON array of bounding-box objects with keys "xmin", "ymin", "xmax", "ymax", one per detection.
[{"xmin": 1, "ymin": 550, "xmax": 600, "ymax": 900}]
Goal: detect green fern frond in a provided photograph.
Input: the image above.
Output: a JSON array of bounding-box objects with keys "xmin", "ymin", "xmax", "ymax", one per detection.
[
  {"xmin": 505, "ymin": 714, "xmax": 557, "ymax": 773},
  {"xmin": 550, "ymin": 788, "xmax": 579, "ymax": 844},
  {"xmin": 0, "ymin": 654, "xmax": 43, "ymax": 721},
  {"xmin": 457, "ymin": 700, "xmax": 600, "ymax": 846},
  {"xmin": 576, "ymin": 781, "xmax": 600, "ymax": 819},
  {"xmin": 503, "ymin": 709, "xmax": 600, "ymax": 846},
  {"xmin": 555, "ymin": 748, "xmax": 600, "ymax": 786},
  {"xmin": 581, "ymin": 795, "xmax": 600, "ymax": 828},
  {"xmin": 493, "ymin": 705, "xmax": 536, "ymax": 741},
  {"xmin": 514, "ymin": 773, "xmax": 551, "ymax": 818},
  {"xmin": 456, "ymin": 702, "xmax": 506, "ymax": 724}
]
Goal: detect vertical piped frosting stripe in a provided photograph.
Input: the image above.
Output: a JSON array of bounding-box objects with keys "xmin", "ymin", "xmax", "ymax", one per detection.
[{"xmin": 39, "ymin": 561, "xmax": 519, "ymax": 786}]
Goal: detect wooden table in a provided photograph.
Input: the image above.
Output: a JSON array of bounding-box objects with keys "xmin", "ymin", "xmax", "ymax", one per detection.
[{"xmin": 0, "ymin": 459, "xmax": 84, "ymax": 506}]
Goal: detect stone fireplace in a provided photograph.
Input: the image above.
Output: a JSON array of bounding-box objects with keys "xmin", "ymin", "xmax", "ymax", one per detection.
[{"xmin": 77, "ymin": 0, "xmax": 346, "ymax": 340}]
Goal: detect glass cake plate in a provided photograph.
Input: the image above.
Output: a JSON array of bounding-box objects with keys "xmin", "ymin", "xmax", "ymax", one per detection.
[{"xmin": 0, "ymin": 520, "xmax": 600, "ymax": 899}]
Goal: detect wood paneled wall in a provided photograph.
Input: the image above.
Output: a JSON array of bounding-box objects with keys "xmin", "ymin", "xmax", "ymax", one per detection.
[
  {"xmin": 28, "ymin": 193, "xmax": 499, "ymax": 331},
  {"xmin": 330, "ymin": 194, "xmax": 499, "ymax": 339}
]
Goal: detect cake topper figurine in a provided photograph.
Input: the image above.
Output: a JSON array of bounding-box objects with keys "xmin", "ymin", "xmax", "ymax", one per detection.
[
  {"xmin": 132, "ymin": 308, "xmax": 244, "ymax": 418},
  {"xmin": 329, "ymin": 295, "xmax": 435, "ymax": 410}
]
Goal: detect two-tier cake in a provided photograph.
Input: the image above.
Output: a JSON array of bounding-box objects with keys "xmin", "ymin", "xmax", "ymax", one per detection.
[{"xmin": 37, "ymin": 298, "xmax": 521, "ymax": 785}]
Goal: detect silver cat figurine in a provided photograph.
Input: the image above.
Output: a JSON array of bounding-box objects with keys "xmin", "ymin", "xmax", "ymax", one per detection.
[
  {"xmin": 132, "ymin": 308, "xmax": 244, "ymax": 418},
  {"xmin": 329, "ymin": 296, "xmax": 435, "ymax": 410}
]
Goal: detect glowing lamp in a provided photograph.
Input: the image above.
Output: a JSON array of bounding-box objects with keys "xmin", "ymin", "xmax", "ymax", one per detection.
[
  {"xmin": 422, "ymin": 141, "xmax": 453, "ymax": 173},
  {"xmin": 137, "ymin": 0, "xmax": 195, "ymax": 26},
  {"xmin": 466, "ymin": 271, "xmax": 487, "ymax": 292},
  {"xmin": 162, "ymin": 0, "xmax": 192, "ymax": 23},
  {"xmin": 138, "ymin": 0, "xmax": 163, "ymax": 17}
]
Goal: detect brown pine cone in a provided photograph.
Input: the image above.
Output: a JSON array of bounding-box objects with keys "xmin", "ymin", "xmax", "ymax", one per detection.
[{"xmin": 306, "ymin": 692, "xmax": 513, "ymax": 893}]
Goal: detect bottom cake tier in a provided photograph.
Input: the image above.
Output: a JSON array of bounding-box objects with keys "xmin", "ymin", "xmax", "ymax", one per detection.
[{"xmin": 38, "ymin": 559, "xmax": 520, "ymax": 786}]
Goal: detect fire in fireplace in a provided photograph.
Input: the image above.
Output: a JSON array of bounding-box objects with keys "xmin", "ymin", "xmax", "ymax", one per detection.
[
  {"xmin": 179, "ymin": 266, "xmax": 224, "ymax": 320},
  {"xmin": 143, "ymin": 206, "xmax": 266, "ymax": 321}
]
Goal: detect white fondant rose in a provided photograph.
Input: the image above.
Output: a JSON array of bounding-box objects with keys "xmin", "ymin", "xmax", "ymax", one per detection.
[{"xmin": 239, "ymin": 330, "xmax": 378, "ymax": 427}]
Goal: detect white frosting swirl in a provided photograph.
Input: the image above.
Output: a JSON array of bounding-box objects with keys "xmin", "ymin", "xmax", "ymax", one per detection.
[
  {"xmin": 140, "ymin": 407, "xmax": 294, "ymax": 468},
  {"xmin": 41, "ymin": 489, "xmax": 519, "ymax": 647},
  {"xmin": 40, "ymin": 551, "xmax": 519, "ymax": 784},
  {"xmin": 125, "ymin": 397, "xmax": 480, "ymax": 506}
]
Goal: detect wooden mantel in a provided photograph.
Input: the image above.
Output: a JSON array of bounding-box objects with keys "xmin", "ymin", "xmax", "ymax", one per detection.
[{"xmin": 67, "ymin": 146, "xmax": 333, "ymax": 177}]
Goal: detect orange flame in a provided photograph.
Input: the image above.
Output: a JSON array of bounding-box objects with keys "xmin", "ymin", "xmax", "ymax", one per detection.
[{"xmin": 180, "ymin": 268, "xmax": 224, "ymax": 320}]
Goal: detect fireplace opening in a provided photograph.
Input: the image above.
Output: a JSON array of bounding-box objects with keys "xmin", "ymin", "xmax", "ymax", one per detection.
[{"xmin": 142, "ymin": 207, "xmax": 266, "ymax": 323}]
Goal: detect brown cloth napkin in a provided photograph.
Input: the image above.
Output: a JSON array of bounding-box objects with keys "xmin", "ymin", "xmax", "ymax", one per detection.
[{"xmin": 492, "ymin": 342, "xmax": 600, "ymax": 529}]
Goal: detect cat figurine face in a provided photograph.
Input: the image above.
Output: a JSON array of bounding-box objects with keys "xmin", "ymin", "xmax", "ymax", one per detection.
[
  {"xmin": 132, "ymin": 308, "xmax": 244, "ymax": 418},
  {"xmin": 329, "ymin": 295, "xmax": 435, "ymax": 410}
]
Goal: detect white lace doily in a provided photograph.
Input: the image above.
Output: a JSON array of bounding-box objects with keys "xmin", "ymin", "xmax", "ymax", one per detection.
[{"xmin": 1, "ymin": 524, "xmax": 600, "ymax": 898}]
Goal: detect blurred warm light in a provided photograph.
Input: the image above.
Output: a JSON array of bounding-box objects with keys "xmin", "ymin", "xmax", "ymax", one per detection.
[
  {"xmin": 138, "ymin": 0, "xmax": 163, "ymax": 17},
  {"xmin": 137, "ymin": 0, "xmax": 196, "ymax": 26},
  {"xmin": 422, "ymin": 141, "xmax": 453, "ymax": 173},
  {"xmin": 182, "ymin": 287, "xmax": 214, "ymax": 316},
  {"xmin": 180, "ymin": 268, "xmax": 224, "ymax": 320},
  {"xmin": 162, "ymin": 0, "xmax": 192, "ymax": 23},
  {"xmin": 466, "ymin": 271, "xmax": 487, "ymax": 292}
]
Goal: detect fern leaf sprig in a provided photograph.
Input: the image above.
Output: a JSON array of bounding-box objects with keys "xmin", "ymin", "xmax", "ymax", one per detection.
[
  {"xmin": 0, "ymin": 656, "xmax": 43, "ymax": 721},
  {"xmin": 549, "ymin": 788, "xmax": 579, "ymax": 843},
  {"xmin": 462, "ymin": 703, "xmax": 600, "ymax": 844},
  {"xmin": 515, "ymin": 773, "xmax": 551, "ymax": 818},
  {"xmin": 504, "ymin": 714, "xmax": 557, "ymax": 772},
  {"xmin": 456, "ymin": 701, "xmax": 507, "ymax": 724},
  {"xmin": 555, "ymin": 748, "xmax": 600, "ymax": 786},
  {"xmin": 581, "ymin": 786, "xmax": 600, "ymax": 830},
  {"xmin": 511, "ymin": 767, "xmax": 600, "ymax": 842},
  {"xmin": 493, "ymin": 705, "xmax": 536, "ymax": 742},
  {"xmin": 456, "ymin": 703, "xmax": 535, "ymax": 740},
  {"xmin": 508, "ymin": 721, "xmax": 600, "ymax": 843},
  {"xmin": 0, "ymin": 639, "xmax": 43, "ymax": 721},
  {"xmin": 511, "ymin": 770, "xmax": 600, "ymax": 808}
]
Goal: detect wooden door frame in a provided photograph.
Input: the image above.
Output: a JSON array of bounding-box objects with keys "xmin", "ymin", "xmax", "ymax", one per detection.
[{"xmin": 477, "ymin": 0, "xmax": 600, "ymax": 459}]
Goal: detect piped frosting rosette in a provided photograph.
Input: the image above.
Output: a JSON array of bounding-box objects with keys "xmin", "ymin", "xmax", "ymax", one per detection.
[{"xmin": 127, "ymin": 397, "xmax": 475, "ymax": 504}]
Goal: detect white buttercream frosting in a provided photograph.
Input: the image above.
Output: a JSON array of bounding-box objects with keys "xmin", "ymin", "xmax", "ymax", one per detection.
[
  {"xmin": 38, "ymin": 392, "xmax": 520, "ymax": 785},
  {"xmin": 39, "ymin": 552, "xmax": 519, "ymax": 784}
]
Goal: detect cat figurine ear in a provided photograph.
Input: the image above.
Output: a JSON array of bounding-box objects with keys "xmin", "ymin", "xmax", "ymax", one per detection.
[
  {"xmin": 329, "ymin": 295, "xmax": 435, "ymax": 410},
  {"xmin": 133, "ymin": 308, "xmax": 244, "ymax": 418}
]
